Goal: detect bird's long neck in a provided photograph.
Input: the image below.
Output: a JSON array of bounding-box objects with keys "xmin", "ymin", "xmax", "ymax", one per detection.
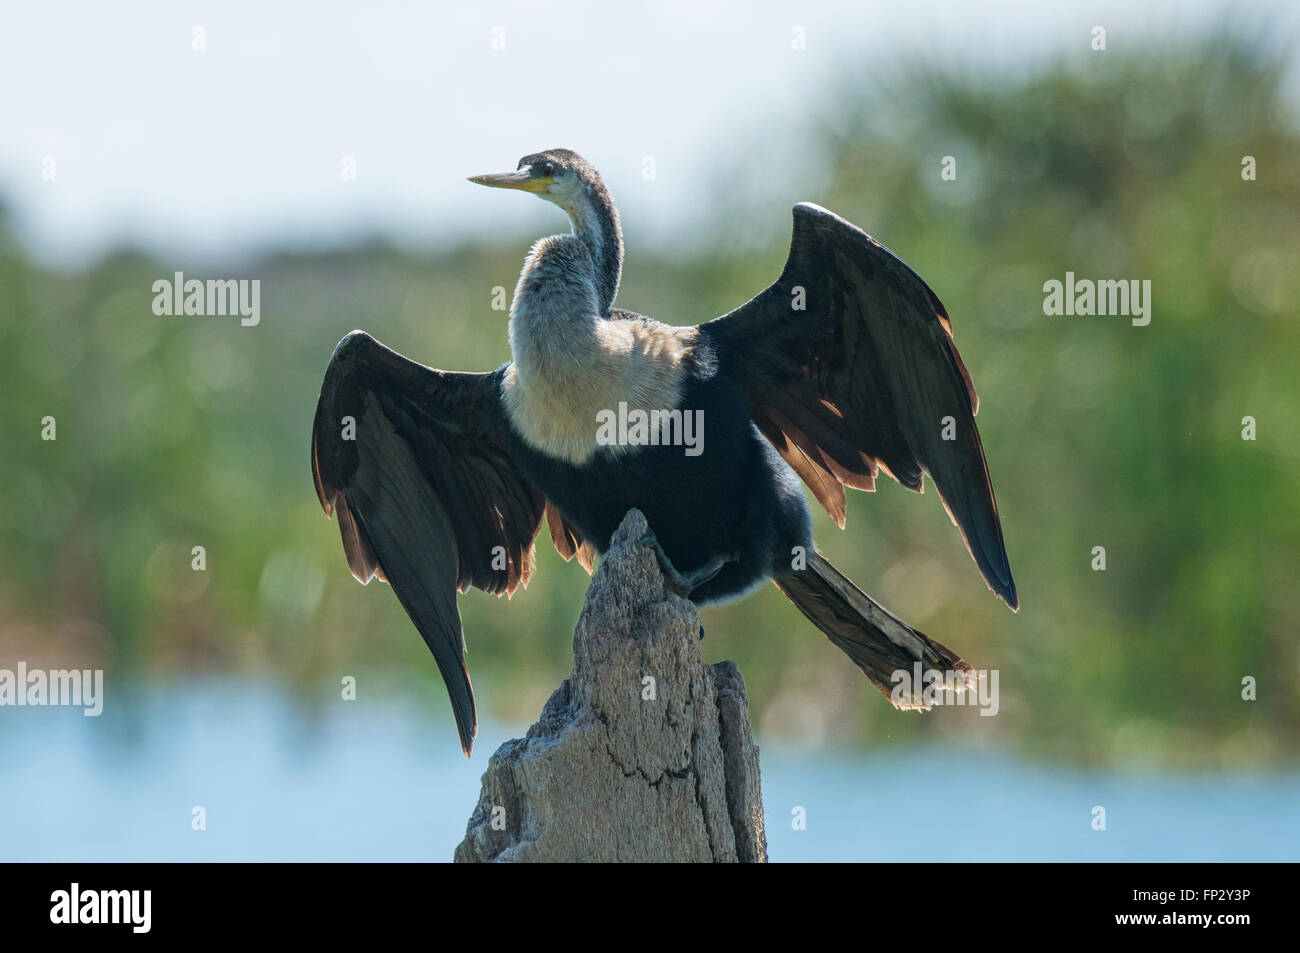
[
  {"xmin": 503, "ymin": 212, "xmax": 687, "ymax": 466},
  {"xmin": 508, "ymin": 235, "xmax": 600, "ymax": 379},
  {"xmin": 563, "ymin": 185, "xmax": 622, "ymax": 316},
  {"xmin": 506, "ymin": 181, "xmax": 623, "ymax": 362},
  {"xmin": 502, "ymin": 181, "xmax": 633, "ymax": 460}
]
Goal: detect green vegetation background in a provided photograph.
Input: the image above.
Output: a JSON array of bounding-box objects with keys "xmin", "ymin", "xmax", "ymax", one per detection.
[{"xmin": 2, "ymin": 39, "xmax": 1296, "ymax": 768}]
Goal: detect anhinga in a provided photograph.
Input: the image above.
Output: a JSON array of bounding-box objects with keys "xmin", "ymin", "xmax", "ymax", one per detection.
[{"xmin": 312, "ymin": 148, "xmax": 1017, "ymax": 755}]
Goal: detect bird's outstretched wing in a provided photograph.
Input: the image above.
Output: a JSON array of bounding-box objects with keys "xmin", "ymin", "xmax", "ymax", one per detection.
[
  {"xmin": 311, "ymin": 330, "xmax": 550, "ymax": 754},
  {"xmin": 699, "ymin": 203, "xmax": 1017, "ymax": 609},
  {"xmin": 544, "ymin": 501, "xmax": 597, "ymax": 574}
]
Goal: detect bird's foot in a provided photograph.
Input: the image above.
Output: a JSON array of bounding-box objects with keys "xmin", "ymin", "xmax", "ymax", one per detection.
[
  {"xmin": 638, "ymin": 531, "xmax": 693, "ymax": 597},
  {"xmin": 637, "ymin": 531, "xmax": 729, "ymax": 601}
]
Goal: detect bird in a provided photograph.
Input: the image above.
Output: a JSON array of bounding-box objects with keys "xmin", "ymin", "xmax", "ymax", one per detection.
[{"xmin": 311, "ymin": 148, "xmax": 1017, "ymax": 755}]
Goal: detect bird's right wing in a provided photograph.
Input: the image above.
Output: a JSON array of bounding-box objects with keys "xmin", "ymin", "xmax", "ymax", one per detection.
[
  {"xmin": 699, "ymin": 203, "xmax": 1016, "ymax": 609},
  {"xmin": 311, "ymin": 330, "xmax": 548, "ymax": 755}
]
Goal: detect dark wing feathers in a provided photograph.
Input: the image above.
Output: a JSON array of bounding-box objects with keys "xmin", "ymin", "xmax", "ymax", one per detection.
[
  {"xmin": 545, "ymin": 501, "xmax": 598, "ymax": 574},
  {"xmin": 311, "ymin": 330, "xmax": 547, "ymax": 754},
  {"xmin": 700, "ymin": 203, "xmax": 1017, "ymax": 609}
]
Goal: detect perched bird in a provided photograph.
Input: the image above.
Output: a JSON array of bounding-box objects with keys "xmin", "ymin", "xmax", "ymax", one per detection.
[{"xmin": 312, "ymin": 148, "xmax": 1017, "ymax": 755}]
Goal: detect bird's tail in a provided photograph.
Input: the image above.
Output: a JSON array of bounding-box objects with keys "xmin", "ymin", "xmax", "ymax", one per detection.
[{"xmin": 772, "ymin": 551, "xmax": 976, "ymax": 709}]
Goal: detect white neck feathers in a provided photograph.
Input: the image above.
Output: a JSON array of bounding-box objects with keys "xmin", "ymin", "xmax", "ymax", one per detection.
[{"xmin": 502, "ymin": 236, "xmax": 693, "ymax": 464}]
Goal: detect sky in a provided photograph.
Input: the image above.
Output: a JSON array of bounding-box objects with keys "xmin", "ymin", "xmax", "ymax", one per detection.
[{"xmin": 0, "ymin": 0, "xmax": 1294, "ymax": 267}]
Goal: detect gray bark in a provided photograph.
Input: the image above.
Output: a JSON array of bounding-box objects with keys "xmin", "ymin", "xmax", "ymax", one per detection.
[{"xmin": 454, "ymin": 508, "xmax": 767, "ymax": 863}]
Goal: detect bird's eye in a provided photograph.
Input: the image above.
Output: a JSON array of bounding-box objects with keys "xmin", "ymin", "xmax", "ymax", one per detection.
[{"xmin": 540, "ymin": 162, "xmax": 556, "ymax": 177}]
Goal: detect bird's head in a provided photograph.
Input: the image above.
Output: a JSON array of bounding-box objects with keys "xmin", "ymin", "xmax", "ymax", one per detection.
[
  {"xmin": 469, "ymin": 149, "xmax": 623, "ymax": 313},
  {"xmin": 469, "ymin": 148, "xmax": 610, "ymax": 225}
]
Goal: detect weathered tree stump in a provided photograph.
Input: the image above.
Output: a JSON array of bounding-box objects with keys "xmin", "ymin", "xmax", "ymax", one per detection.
[{"xmin": 455, "ymin": 509, "xmax": 767, "ymax": 862}]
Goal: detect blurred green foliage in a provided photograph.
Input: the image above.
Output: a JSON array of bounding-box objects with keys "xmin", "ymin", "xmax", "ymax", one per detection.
[{"xmin": 1, "ymin": 37, "xmax": 1296, "ymax": 768}]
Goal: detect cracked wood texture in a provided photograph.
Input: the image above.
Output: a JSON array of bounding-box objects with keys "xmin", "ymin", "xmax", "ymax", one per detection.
[{"xmin": 454, "ymin": 508, "xmax": 767, "ymax": 863}]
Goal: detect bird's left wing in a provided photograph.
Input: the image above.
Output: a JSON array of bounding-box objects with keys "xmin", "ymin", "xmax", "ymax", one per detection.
[
  {"xmin": 311, "ymin": 330, "xmax": 547, "ymax": 754},
  {"xmin": 698, "ymin": 203, "xmax": 1017, "ymax": 609}
]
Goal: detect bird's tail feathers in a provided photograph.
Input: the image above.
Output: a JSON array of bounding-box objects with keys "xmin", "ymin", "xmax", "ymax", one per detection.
[{"xmin": 773, "ymin": 551, "xmax": 976, "ymax": 709}]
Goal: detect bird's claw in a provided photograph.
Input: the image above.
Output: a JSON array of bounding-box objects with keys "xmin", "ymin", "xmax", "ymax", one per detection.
[
  {"xmin": 639, "ymin": 531, "xmax": 693, "ymax": 597},
  {"xmin": 638, "ymin": 531, "xmax": 732, "ymax": 605}
]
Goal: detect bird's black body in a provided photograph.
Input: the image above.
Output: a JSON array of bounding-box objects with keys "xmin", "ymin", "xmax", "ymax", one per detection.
[
  {"xmin": 311, "ymin": 148, "xmax": 1018, "ymax": 755},
  {"xmin": 500, "ymin": 353, "xmax": 814, "ymax": 607}
]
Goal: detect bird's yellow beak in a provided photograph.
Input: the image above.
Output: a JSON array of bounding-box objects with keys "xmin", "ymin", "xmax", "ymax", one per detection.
[{"xmin": 467, "ymin": 168, "xmax": 553, "ymax": 193}]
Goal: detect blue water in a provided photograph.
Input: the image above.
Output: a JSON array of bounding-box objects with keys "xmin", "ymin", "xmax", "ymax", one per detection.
[{"xmin": 2, "ymin": 681, "xmax": 1296, "ymax": 862}]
